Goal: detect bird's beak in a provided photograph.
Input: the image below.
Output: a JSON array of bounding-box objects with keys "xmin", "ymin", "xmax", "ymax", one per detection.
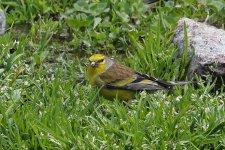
[{"xmin": 90, "ymin": 61, "xmax": 97, "ymax": 67}]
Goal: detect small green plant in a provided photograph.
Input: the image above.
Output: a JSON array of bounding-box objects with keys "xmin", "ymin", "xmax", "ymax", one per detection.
[{"xmin": 0, "ymin": 0, "xmax": 225, "ymax": 149}]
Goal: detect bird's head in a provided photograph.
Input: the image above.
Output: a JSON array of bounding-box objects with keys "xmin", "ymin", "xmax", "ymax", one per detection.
[
  {"xmin": 88, "ymin": 54, "xmax": 106, "ymax": 68},
  {"xmin": 88, "ymin": 54, "xmax": 114, "ymax": 83}
]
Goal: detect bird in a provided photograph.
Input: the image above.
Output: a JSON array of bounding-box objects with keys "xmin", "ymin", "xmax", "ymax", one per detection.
[{"xmin": 87, "ymin": 54, "xmax": 192, "ymax": 100}]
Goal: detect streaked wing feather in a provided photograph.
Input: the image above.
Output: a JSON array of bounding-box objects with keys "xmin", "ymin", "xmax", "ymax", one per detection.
[
  {"xmin": 106, "ymin": 82, "xmax": 168, "ymax": 91},
  {"xmin": 124, "ymin": 83, "xmax": 168, "ymax": 90},
  {"xmin": 99, "ymin": 64, "xmax": 186, "ymax": 91},
  {"xmin": 105, "ymin": 75, "xmax": 170, "ymax": 91},
  {"xmin": 135, "ymin": 71, "xmax": 174, "ymax": 88},
  {"xmin": 99, "ymin": 63, "xmax": 136, "ymax": 83},
  {"xmin": 110, "ymin": 77, "xmax": 137, "ymax": 87}
]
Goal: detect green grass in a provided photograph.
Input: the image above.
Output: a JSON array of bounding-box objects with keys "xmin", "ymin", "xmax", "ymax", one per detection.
[{"xmin": 0, "ymin": 0, "xmax": 225, "ymax": 149}]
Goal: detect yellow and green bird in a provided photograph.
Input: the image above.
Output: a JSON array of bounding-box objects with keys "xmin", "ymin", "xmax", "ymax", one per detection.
[{"xmin": 87, "ymin": 54, "xmax": 191, "ymax": 100}]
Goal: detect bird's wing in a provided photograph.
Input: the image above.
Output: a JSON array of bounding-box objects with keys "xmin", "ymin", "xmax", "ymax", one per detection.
[
  {"xmin": 134, "ymin": 71, "xmax": 174, "ymax": 88},
  {"xmin": 95, "ymin": 63, "xmax": 137, "ymax": 87},
  {"xmin": 96, "ymin": 64, "xmax": 170, "ymax": 91},
  {"xmin": 107, "ymin": 78, "xmax": 169, "ymax": 91}
]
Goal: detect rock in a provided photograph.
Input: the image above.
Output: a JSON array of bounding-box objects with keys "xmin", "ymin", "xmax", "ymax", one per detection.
[
  {"xmin": 173, "ymin": 17, "xmax": 225, "ymax": 85},
  {"xmin": 0, "ymin": 9, "xmax": 6, "ymax": 35}
]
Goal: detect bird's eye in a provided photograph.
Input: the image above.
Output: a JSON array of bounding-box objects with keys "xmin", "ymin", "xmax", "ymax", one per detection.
[{"xmin": 97, "ymin": 59, "xmax": 104, "ymax": 63}]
